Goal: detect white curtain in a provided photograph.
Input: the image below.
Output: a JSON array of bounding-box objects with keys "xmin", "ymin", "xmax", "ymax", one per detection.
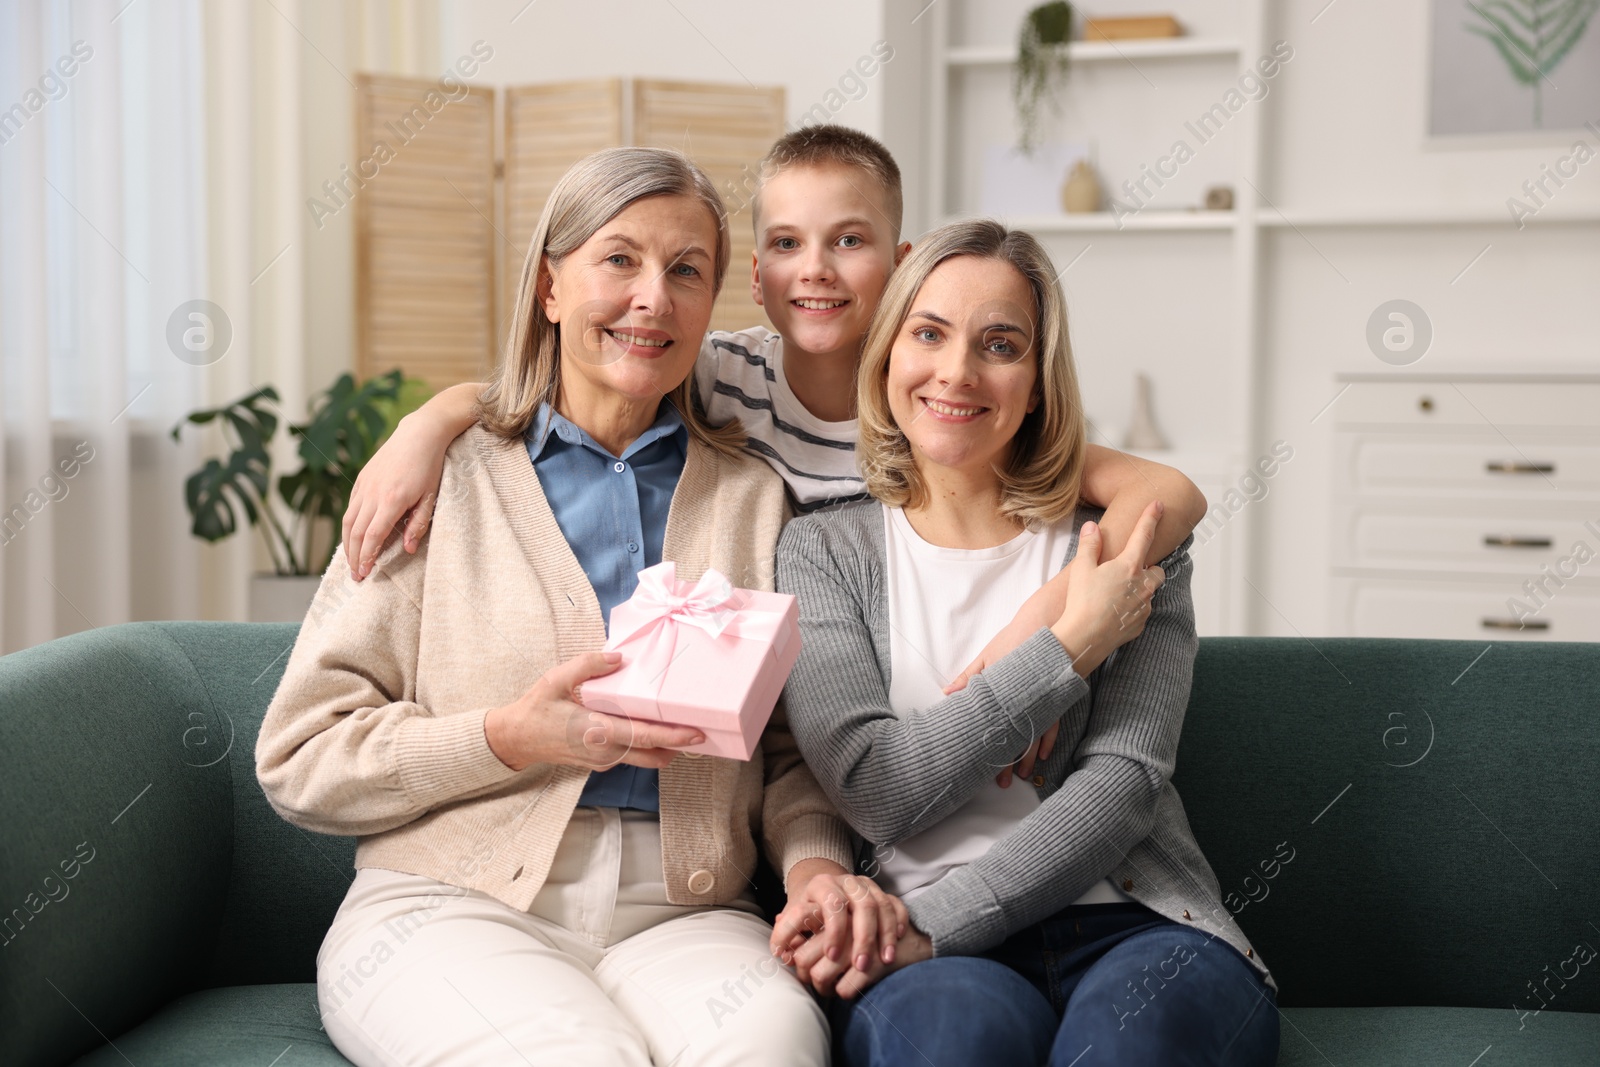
[
  {"xmin": 0, "ymin": 0, "xmax": 440, "ymax": 655},
  {"xmin": 1, "ymin": 0, "xmax": 204, "ymax": 654}
]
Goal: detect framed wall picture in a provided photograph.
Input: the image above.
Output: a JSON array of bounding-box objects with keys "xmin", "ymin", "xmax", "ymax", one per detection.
[{"xmin": 1428, "ymin": 0, "xmax": 1600, "ymax": 139}]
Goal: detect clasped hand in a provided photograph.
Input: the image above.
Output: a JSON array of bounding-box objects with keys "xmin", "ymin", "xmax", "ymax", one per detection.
[{"xmin": 769, "ymin": 871, "xmax": 931, "ymax": 1000}]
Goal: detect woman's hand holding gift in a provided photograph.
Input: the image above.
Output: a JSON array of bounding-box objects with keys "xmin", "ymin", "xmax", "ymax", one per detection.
[{"xmin": 484, "ymin": 651, "xmax": 705, "ymax": 772}]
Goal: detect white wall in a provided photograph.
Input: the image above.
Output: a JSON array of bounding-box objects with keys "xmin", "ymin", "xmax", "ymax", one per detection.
[
  {"xmin": 437, "ymin": 0, "xmax": 893, "ymax": 134},
  {"xmin": 1254, "ymin": 0, "xmax": 1600, "ymax": 637}
]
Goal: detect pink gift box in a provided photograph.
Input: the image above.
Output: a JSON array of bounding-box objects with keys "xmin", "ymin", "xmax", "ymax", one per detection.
[{"xmin": 579, "ymin": 562, "xmax": 802, "ymax": 761}]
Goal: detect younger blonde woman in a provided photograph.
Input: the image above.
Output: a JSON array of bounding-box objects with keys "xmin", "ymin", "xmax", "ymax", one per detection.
[{"xmin": 772, "ymin": 220, "xmax": 1280, "ymax": 1067}]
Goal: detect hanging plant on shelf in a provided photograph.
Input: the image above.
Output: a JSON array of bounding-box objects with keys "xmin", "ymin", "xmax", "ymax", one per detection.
[
  {"xmin": 1464, "ymin": 0, "xmax": 1599, "ymax": 128},
  {"xmin": 1015, "ymin": 1, "xmax": 1074, "ymax": 152}
]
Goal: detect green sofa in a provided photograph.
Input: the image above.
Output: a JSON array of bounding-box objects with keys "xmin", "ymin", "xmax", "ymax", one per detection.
[{"xmin": 2, "ymin": 621, "xmax": 1596, "ymax": 1065}]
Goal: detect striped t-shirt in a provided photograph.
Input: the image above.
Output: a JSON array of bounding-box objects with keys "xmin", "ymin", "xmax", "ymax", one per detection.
[{"xmin": 693, "ymin": 327, "xmax": 868, "ymax": 513}]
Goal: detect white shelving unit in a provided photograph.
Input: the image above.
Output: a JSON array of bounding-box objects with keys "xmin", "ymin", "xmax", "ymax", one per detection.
[
  {"xmin": 940, "ymin": 210, "xmax": 1237, "ymax": 232},
  {"xmin": 945, "ymin": 38, "xmax": 1241, "ymax": 66},
  {"xmin": 923, "ymin": 1, "xmax": 1269, "ymax": 636},
  {"xmin": 894, "ymin": 0, "xmax": 1600, "ymax": 640},
  {"xmin": 1257, "ymin": 207, "xmax": 1600, "ymax": 228}
]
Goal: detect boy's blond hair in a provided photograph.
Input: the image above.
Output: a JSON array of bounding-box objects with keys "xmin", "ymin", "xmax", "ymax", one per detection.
[
  {"xmin": 753, "ymin": 125, "xmax": 904, "ymax": 241},
  {"xmin": 855, "ymin": 219, "xmax": 1088, "ymax": 527}
]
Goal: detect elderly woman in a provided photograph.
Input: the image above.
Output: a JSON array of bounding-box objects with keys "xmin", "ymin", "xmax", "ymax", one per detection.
[
  {"xmin": 771, "ymin": 220, "xmax": 1281, "ymax": 1066},
  {"xmin": 255, "ymin": 148, "xmax": 860, "ymax": 1067}
]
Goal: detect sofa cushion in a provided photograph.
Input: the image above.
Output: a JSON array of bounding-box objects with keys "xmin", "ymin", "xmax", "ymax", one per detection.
[
  {"xmin": 71, "ymin": 984, "xmax": 351, "ymax": 1066},
  {"xmin": 1278, "ymin": 1006, "xmax": 1600, "ymax": 1066},
  {"xmin": 71, "ymin": 989, "xmax": 1600, "ymax": 1065},
  {"xmin": 1173, "ymin": 638, "xmax": 1600, "ymax": 1013}
]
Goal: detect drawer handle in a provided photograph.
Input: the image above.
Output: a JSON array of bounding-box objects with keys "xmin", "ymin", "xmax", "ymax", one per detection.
[
  {"xmin": 1485, "ymin": 461, "xmax": 1554, "ymax": 475},
  {"xmin": 1483, "ymin": 536, "xmax": 1554, "ymax": 549},
  {"xmin": 1481, "ymin": 617, "xmax": 1551, "ymax": 631}
]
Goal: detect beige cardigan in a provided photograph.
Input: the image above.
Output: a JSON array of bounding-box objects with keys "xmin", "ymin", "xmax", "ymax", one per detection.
[{"xmin": 255, "ymin": 424, "xmax": 855, "ymax": 911}]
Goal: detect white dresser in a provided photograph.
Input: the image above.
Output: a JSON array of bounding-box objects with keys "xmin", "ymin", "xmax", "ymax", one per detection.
[{"xmin": 1329, "ymin": 375, "xmax": 1600, "ymax": 642}]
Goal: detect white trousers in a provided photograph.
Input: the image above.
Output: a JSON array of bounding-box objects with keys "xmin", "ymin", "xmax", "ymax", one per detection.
[{"xmin": 317, "ymin": 808, "xmax": 828, "ymax": 1066}]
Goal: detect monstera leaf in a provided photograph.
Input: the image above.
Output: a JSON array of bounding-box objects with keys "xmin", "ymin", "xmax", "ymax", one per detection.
[
  {"xmin": 171, "ymin": 386, "xmax": 282, "ymax": 549},
  {"xmin": 173, "ymin": 372, "xmax": 430, "ymax": 575},
  {"xmin": 1465, "ymin": 0, "xmax": 1600, "ymax": 126}
]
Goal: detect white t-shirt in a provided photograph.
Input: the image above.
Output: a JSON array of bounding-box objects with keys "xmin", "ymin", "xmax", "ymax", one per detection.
[
  {"xmin": 876, "ymin": 504, "xmax": 1136, "ymax": 907},
  {"xmin": 693, "ymin": 327, "xmax": 867, "ymax": 511}
]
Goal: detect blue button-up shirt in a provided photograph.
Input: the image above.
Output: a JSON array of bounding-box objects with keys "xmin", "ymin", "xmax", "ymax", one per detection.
[{"xmin": 527, "ymin": 401, "xmax": 687, "ymax": 812}]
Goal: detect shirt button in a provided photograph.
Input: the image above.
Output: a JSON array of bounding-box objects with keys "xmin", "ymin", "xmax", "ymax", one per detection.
[
  {"xmin": 628, "ymin": 541, "xmax": 639, "ymax": 553},
  {"xmin": 1122, "ymin": 878, "xmax": 1134, "ymax": 891},
  {"xmin": 687, "ymin": 869, "xmax": 716, "ymax": 894},
  {"xmin": 1031, "ymin": 774, "xmax": 1045, "ymax": 787},
  {"xmin": 613, "ymin": 461, "xmax": 625, "ymax": 473}
]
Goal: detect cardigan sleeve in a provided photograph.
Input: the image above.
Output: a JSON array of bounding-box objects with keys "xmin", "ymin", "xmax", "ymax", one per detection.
[
  {"xmin": 254, "ymin": 536, "xmax": 520, "ymax": 837},
  {"xmin": 775, "ymin": 511, "xmax": 1090, "ymax": 847},
  {"xmin": 757, "ymin": 696, "xmax": 860, "ymax": 884},
  {"xmin": 905, "ymin": 536, "xmax": 1200, "ymax": 956}
]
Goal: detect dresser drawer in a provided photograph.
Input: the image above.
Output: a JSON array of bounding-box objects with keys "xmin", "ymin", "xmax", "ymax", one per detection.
[
  {"xmin": 1348, "ymin": 437, "xmax": 1600, "ymax": 495},
  {"xmin": 1334, "ymin": 578, "xmax": 1600, "ymax": 640},
  {"xmin": 1337, "ymin": 511, "xmax": 1600, "ymax": 574},
  {"xmin": 1333, "ymin": 380, "xmax": 1600, "ymax": 429}
]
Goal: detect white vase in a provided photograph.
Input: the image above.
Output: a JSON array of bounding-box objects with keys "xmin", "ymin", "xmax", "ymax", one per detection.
[{"xmin": 248, "ymin": 574, "xmax": 322, "ymax": 624}]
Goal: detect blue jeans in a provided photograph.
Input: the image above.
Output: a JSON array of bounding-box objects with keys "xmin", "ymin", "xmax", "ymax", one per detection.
[{"xmin": 832, "ymin": 902, "xmax": 1279, "ymax": 1067}]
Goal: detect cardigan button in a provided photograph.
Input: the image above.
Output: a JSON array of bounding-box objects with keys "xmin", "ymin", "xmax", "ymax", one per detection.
[
  {"xmin": 1031, "ymin": 775, "xmax": 1045, "ymax": 787},
  {"xmin": 1122, "ymin": 879, "xmax": 1134, "ymax": 891},
  {"xmin": 1182, "ymin": 909, "xmax": 1191, "ymax": 920},
  {"xmin": 683, "ymin": 750, "xmax": 704, "ymax": 759},
  {"xmin": 1247, "ymin": 947, "xmax": 1254, "ymax": 959},
  {"xmin": 687, "ymin": 869, "xmax": 716, "ymax": 894},
  {"xmin": 511, "ymin": 865, "xmax": 524, "ymax": 881}
]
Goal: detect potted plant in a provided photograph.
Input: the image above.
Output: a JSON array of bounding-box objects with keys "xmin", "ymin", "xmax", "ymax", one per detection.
[
  {"xmin": 171, "ymin": 369, "xmax": 431, "ymax": 622},
  {"xmin": 1015, "ymin": 1, "xmax": 1074, "ymax": 152}
]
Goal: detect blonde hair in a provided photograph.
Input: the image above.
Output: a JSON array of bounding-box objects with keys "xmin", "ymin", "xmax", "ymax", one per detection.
[
  {"xmin": 753, "ymin": 124, "xmax": 904, "ymax": 242},
  {"xmin": 479, "ymin": 147, "xmax": 744, "ymax": 457},
  {"xmin": 856, "ymin": 219, "xmax": 1087, "ymax": 527}
]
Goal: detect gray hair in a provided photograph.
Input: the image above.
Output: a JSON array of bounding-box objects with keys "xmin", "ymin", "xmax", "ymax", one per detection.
[{"xmin": 479, "ymin": 147, "xmax": 741, "ymax": 455}]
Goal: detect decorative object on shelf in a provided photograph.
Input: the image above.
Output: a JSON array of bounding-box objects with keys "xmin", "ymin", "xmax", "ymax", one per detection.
[
  {"xmin": 1429, "ymin": 0, "xmax": 1600, "ymax": 137},
  {"xmin": 1204, "ymin": 184, "xmax": 1234, "ymax": 210},
  {"xmin": 1083, "ymin": 14, "xmax": 1182, "ymax": 41},
  {"xmin": 1014, "ymin": 1, "xmax": 1074, "ymax": 152},
  {"xmin": 1122, "ymin": 373, "xmax": 1170, "ymax": 451},
  {"xmin": 1061, "ymin": 158, "xmax": 1103, "ymax": 212},
  {"xmin": 171, "ymin": 369, "xmax": 431, "ymax": 579}
]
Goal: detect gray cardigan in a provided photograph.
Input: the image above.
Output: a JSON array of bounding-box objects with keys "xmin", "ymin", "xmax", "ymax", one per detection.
[{"xmin": 776, "ymin": 499, "xmax": 1275, "ymax": 991}]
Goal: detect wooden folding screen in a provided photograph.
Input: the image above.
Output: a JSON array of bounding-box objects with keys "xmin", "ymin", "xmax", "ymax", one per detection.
[
  {"xmin": 501, "ymin": 81, "xmax": 625, "ymax": 333},
  {"xmin": 632, "ymin": 79, "xmax": 786, "ymax": 334},
  {"xmin": 354, "ymin": 74, "xmax": 496, "ymax": 389},
  {"xmin": 356, "ymin": 76, "xmax": 783, "ymax": 389}
]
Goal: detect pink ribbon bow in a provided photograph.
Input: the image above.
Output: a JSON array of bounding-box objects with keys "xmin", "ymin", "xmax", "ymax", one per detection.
[{"xmin": 603, "ymin": 562, "xmax": 785, "ymax": 720}]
